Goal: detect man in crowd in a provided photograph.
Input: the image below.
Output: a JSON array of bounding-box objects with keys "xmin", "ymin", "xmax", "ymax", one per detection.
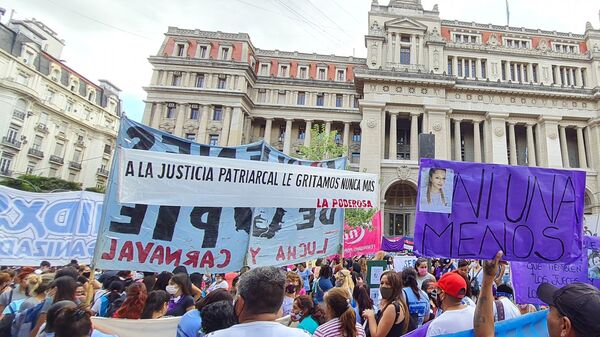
[
  {"xmin": 493, "ymin": 284, "xmax": 520, "ymax": 322},
  {"xmin": 208, "ymin": 266, "xmax": 310, "ymax": 337},
  {"xmin": 426, "ymin": 271, "xmax": 475, "ymax": 337}
]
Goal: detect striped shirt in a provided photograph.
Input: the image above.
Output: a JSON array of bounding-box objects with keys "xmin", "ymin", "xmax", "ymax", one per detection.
[{"xmin": 314, "ymin": 318, "xmax": 366, "ymax": 337}]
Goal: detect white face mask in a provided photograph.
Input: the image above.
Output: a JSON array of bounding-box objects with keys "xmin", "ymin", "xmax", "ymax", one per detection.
[{"xmin": 166, "ymin": 285, "xmax": 179, "ymax": 295}]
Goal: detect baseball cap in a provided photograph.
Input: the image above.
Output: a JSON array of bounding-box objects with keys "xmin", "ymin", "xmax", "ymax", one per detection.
[
  {"xmin": 537, "ymin": 282, "xmax": 600, "ymax": 336},
  {"xmin": 435, "ymin": 271, "xmax": 467, "ymax": 298}
]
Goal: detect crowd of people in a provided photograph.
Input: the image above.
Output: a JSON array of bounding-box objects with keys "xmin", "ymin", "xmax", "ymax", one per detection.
[{"xmin": 0, "ymin": 252, "xmax": 599, "ymax": 337}]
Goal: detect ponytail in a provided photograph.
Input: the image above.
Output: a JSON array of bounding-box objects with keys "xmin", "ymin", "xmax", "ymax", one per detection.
[
  {"xmin": 325, "ymin": 288, "xmax": 357, "ymax": 337},
  {"xmin": 401, "ymin": 267, "xmax": 421, "ymax": 300},
  {"xmin": 339, "ymin": 306, "xmax": 357, "ymax": 337}
]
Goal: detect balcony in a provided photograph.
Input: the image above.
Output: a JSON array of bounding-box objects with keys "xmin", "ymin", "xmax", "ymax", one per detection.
[
  {"xmin": 34, "ymin": 123, "xmax": 49, "ymax": 134},
  {"xmin": 2, "ymin": 137, "xmax": 21, "ymax": 150},
  {"xmin": 49, "ymin": 155, "xmax": 64, "ymax": 165},
  {"xmin": 69, "ymin": 161, "xmax": 82, "ymax": 170},
  {"xmin": 97, "ymin": 168, "xmax": 109, "ymax": 177},
  {"xmin": 0, "ymin": 168, "xmax": 12, "ymax": 177},
  {"xmin": 12, "ymin": 110, "xmax": 25, "ymax": 121},
  {"xmin": 27, "ymin": 148, "xmax": 44, "ymax": 159},
  {"xmin": 385, "ymin": 63, "xmax": 426, "ymax": 73}
]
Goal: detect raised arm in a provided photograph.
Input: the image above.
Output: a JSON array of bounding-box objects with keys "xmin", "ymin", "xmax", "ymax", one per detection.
[{"xmin": 474, "ymin": 251, "xmax": 503, "ymax": 337}]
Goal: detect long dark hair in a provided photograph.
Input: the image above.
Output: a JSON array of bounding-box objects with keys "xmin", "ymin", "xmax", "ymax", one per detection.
[
  {"xmin": 352, "ymin": 284, "xmax": 374, "ymax": 317},
  {"xmin": 381, "ymin": 271, "xmax": 409, "ymax": 334},
  {"xmin": 294, "ymin": 295, "xmax": 326, "ymax": 325},
  {"xmin": 54, "ymin": 305, "xmax": 92, "ymax": 337},
  {"xmin": 170, "ymin": 273, "xmax": 193, "ymax": 297},
  {"xmin": 402, "ymin": 267, "xmax": 421, "ymax": 300},
  {"xmin": 141, "ymin": 290, "xmax": 170, "ymax": 319},
  {"xmin": 325, "ymin": 288, "xmax": 357, "ymax": 337},
  {"xmin": 319, "ymin": 265, "xmax": 333, "ymax": 279},
  {"xmin": 153, "ymin": 271, "xmax": 172, "ymax": 291},
  {"xmin": 51, "ymin": 276, "xmax": 78, "ymax": 304},
  {"xmin": 196, "ymin": 288, "xmax": 233, "ymax": 311}
]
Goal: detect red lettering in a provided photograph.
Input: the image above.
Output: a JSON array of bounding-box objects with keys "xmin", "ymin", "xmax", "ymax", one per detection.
[
  {"xmin": 165, "ymin": 247, "xmax": 182, "ymax": 266},
  {"xmin": 367, "ymin": 200, "xmax": 373, "ymax": 207},
  {"xmin": 287, "ymin": 245, "xmax": 297, "ymax": 260},
  {"xmin": 306, "ymin": 241, "xmax": 316, "ymax": 256},
  {"xmin": 199, "ymin": 251, "xmax": 215, "ymax": 268},
  {"xmin": 322, "ymin": 199, "xmax": 329, "ymax": 207},
  {"xmin": 249, "ymin": 247, "xmax": 261, "ymax": 264},
  {"xmin": 149, "ymin": 245, "xmax": 165, "ymax": 265},
  {"xmin": 135, "ymin": 242, "xmax": 154, "ymax": 263},
  {"xmin": 118, "ymin": 241, "xmax": 134, "ymax": 261},
  {"xmin": 183, "ymin": 251, "xmax": 200, "ymax": 268},
  {"xmin": 299, "ymin": 243, "xmax": 307, "ymax": 258},
  {"xmin": 332, "ymin": 199, "xmax": 338, "ymax": 207},
  {"xmin": 101, "ymin": 238, "xmax": 117, "ymax": 260},
  {"xmin": 316, "ymin": 238, "xmax": 329, "ymax": 254},
  {"xmin": 276, "ymin": 246, "xmax": 286, "ymax": 261},
  {"xmin": 216, "ymin": 249, "xmax": 231, "ymax": 268}
]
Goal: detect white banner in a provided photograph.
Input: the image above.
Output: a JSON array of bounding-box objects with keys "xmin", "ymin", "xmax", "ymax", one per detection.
[
  {"xmin": 117, "ymin": 148, "xmax": 379, "ymax": 208},
  {"xmin": 393, "ymin": 255, "xmax": 418, "ymax": 272},
  {"xmin": 91, "ymin": 316, "xmax": 181, "ymax": 337}
]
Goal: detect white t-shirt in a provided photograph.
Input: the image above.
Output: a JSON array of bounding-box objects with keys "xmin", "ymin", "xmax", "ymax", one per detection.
[
  {"xmin": 207, "ymin": 321, "xmax": 311, "ymax": 337},
  {"xmin": 493, "ymin": 297, "xmax": 521, "ymax": 322},
  {"xmin": 426, "ymin": 305, "xmax": 475, "ymax": 337}
]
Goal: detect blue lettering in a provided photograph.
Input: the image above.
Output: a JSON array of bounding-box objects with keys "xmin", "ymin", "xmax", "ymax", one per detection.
[
  {"xmin": 13, "ymin": 199, "xmax": 46, "ymax": 235},
  {"xmin": 17, "ymin": 240, "xmax": 32, "ymax": 257},
  {"xmin": 70, "ymin": 241, "xmax": 85, "ymax": 257},
  {"xmin": 44, "ymin": 200, "xmax": 79, "ymax": 235},
  {"xmin": 0, "ymin": 239, "xmax": 15, "ymax": 256},
  {"xmin": 77, "ymin": 201, "xmax": 93, "ymax": 235},
  {"xmin": 0, "ymin": 194, "xmax": 9, "ymax": 228}
]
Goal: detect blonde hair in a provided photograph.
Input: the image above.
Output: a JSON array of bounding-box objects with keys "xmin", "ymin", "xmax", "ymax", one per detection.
[
  {"xmin": 374, "ymin": 251, "xmax": 386, "ymax": 261},
  {"xmin": 426, "ymin": 168, "xmax": 447, "ymax": 205},
  {"xmin": 335, "ymin": 269, "xmax": 355, "ymax": 294},
  {"xmin": 27, "ymin": 273, "xmax": 54, "ymax": 296}
]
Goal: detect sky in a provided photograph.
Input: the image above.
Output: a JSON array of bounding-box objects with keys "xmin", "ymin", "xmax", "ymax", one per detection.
[{"xmin": 2, "ymin": 0, "xmax": 598, "ymax": 122}]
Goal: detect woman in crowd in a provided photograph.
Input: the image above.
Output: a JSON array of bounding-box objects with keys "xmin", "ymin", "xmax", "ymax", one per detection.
[
  {"xmin": 54, "ymin": 305, "xmax": 116, "ymax": 337},
  {"xmin": 286, "ymin": 272, "xmax": 305, "ymax": 296},
  {"xmin": 153, "ymin": 271, "xmax": 172, "ymax": 292},
  {"xmin": 141, "ymin": 290, "xmax": 170, "ymax": 319},
  {"xmin": 166, "ymin": 273, "xmax": 195, "ymax": 316},
  {"xmin": 358, "ymin": 257, "xmax": 368, "ymax": 281},
  {"xmin": 20, "ymin": 273, "xmax": 53, "ymax": 312},
  {"xmin": 518, "ymin": 303, "xmax": 537, "ymax": 315},
  {"xmin": 36, "ymin": 300, "xmax": 75, "ymax": 337},
  {"xmin": 0, "ymin": 272, "xmax": 11, "ymax": 295},
  {"xmin": 313, "ymin": 258, "xmax": 323, "ymax": 279},
  {"xmin": 282, "ymin": 272, "xmax": 301, "ymax": 316},
  {"xmin": 421, "ymin": 278, "xmax": 437, "ymax": 320},
  {"xmin": 313, "ymin": 265, "xmax": 334, "ymax": 304},
  {"xmin": 29, "ymin": 275, "xmax": 79, "ymax": 337},
  {"xmin": 402, "ymin": 267, "xmax": 430, "ymax": 328},
  {"xmin": 352, "ymin": 284, "xmax": 373, "ymax": 325},
  {"xmin": 0, "ymin": 267, "xmax": 34, "ymax": 314},
  {"xmin": 113, "ymin": 282, "xmax": 147, "ymax": 319},
  {"xmin": 291, "ymin": 295, "xmax": 326, "ymax": 334},
  {"xmin": 142, "ymin": 273, "xmax": 157, "ymax": 293},
  {"xmin": 189, "ymin": 273, "xmax": 204, "ymax": 300},
  {"xmin": 415, "ymin": 258, "xmax": 436, "ymax": 289},
  {"xmin": 334, "ymin": 269, "xmax": 354, "ymax": 298},
  {"xmin": 314, "ymin": 287, "xmax": 365, "ymax": 337},
  {"xmin": 206, "ymin": 274, "xmax": 228, "ymax": 293},
  {"xmin": 199, "ymin": 301, "xmax": 237, "ymax": 336},
  {"xmin": 177, "ymin": 288, "xmax": 233, "ymax": 337},
  {"xmin": 363, "ymin": 270, "xmax": 410, "ymax": 337},
  {"xmin": 75, "ymin": 282, "xmax": 88, "ymax": 304},
  {"xmin": 92, "ymin": 280, "xmax": 124, "ymax": 317}
]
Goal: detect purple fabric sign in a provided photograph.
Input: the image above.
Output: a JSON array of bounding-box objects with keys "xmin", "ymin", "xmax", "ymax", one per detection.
[
  {"xmin": 382, "ymin": 236, "xmax": 405, "ymax": 252},
  {"xmin": 414, "ymin": 159, "xmax": 585, "ymax": 263},
  {"xmin": 512, "ymin": 236, "xmax": 600, "ymax": 305}
]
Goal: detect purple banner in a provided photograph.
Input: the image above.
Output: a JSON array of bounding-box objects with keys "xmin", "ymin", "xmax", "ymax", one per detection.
[
  {"xmin": 512, "ymin": 236, "xmax": 600, "ymax": 305},
  {"xmin": 414, "ymin": 159, "xmax": 585, "ymax": 263},
  {"xmin": 381, "ymin": 236, "xmax": 405, "ymax": 252}
]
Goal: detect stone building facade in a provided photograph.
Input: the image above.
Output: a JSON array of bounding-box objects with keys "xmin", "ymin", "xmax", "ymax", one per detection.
[
  {"xmin": 0, "ymin": 18, "xmax": 121, "ymax": 189},
  {"xmin": 143, "ymin": 0, "xmax": 600, "ymax": 236}
]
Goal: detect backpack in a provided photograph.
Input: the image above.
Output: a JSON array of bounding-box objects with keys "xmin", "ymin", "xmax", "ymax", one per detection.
[
  {"xmin": 470, "ymin": 269, "xmax": 482, "ymax": 295},
  {"xmin": 105, "ymin": 294, "xmax": 125, "ymax": 318},
  {"xmin": 11, "ymin": 300, "xmax": 44, "ymax": 337},
  {"xmin": 0, "ymin": 290, "xmax": 15, "ymax": 337}
]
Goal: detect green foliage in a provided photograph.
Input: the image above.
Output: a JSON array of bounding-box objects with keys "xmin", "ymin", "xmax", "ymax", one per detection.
[
  {"xmin": 345, "ymin": 208, "xmax": 378, "ymax": 230},
  {"xmin": 85, "ymin": 186, "xmax": 106, "ymax": 194},
  {"xmin": 0, "ymin": 174, "xmax": 81, "ymax": 192}
]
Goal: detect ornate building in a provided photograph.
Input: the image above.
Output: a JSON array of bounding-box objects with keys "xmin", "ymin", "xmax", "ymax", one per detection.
[
  {"xmin": 143, "ymin": 0, "xmax": 600, "ymax": 236},
  {"xmin": 0, "ymin": 17, "xmax": 121, "ymax": 189}
]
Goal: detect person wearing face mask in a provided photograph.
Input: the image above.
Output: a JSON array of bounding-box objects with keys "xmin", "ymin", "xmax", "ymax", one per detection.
[
  {"xmin": 468, "ymin": 260, "xmax": 483, "ymax": 299},
  {"xmin": 0, "ymin": 267, "xmax": 34, "ymax": 315},
  {"xmin": 415, "ymin": 258, "xmax": 436, "ymax": 289},
  {"xmin": 177, "ymin": 288, "xmax": 233, "ymax": 337},
  {"xmin": 425, "ymin": 271, "xmax": 475, "ymax": 337},
  {"xmin": 165, "ymin": 273, "xmax": 195, "ymax": 316},
  {"xmin": 207, "ymin": 274, "xmax": 228, "ymax": 293},
  {"xmin": 290, "ymin": 295, "xmax": 326, "ymax": 334},
  {"xmin": 282, "ymin": 283, "xmax": 297, "ymax": 316},
  {"xmin": 362, "ymin": 270, "xmax": 410, "ymax": 337},
  {"xmin": 334, "ymin": 269, "xmax": 354, "ymax": 298}
]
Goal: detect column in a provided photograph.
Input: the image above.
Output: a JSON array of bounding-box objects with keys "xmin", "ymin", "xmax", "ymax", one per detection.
[
  {"xmin": 512, "ymin": 63, "xmax": 518, "ymax": 81},
  {"xmin": 264, "ymin": 118, "xmax": 273, "ymax": 144},
  {"xmin": 508, "ymin": 122, "xmax": 517, "ymax": 165},
  {"xmin": 142, "ymin": 103, "xmax": 153, "ymax": 125},
  {"xmin": 325, "ymin": 121, "xmax": 331, "ymax": 135},
  {"xmin": 359, "ymin": 101, "xmax": 385, "ymax": 174},
  {"xmin": 243, "ymin": 116, "xmax": 252, "ymax": 143},
  {"xmin": 205, "ymin": 74, "xmax": 212, "ymax": 88},
  {"xmin": 150, "ymin": 70, "xmax": 160, "ymax": 85},
  {"xmin": 486, "ymin": 113, "xmax": 509, "ymax": 164},
  {"xmin": 576, "ymin": 126, "xmax": 588, "ymax": 168},
  {"xmin": 473, "ymin": 121, "xmax": 482, "ymax": 163},
  {"xmin": 553, "ymin": 66, "xmax": 562, "ymax": 86},
  {"xmin": 520, "ymin": 64, "xmax": 526, "ymax": 82},
  {"xmin": 283, "ymin": 119, "xmax": 293, "ymax": 154},
  {"xmin": 388, "ymin": 112, "xmax": 398, "ymax": 160},
  {"xmin": 559, "ymin": 125, "xmax": 570, "ymax": 168},
  {"xmin": 220, "ymin": 107, "xmax": 232, "ymax": 146},
  {"xmin": 343, "ymin": 122, "xmax": 350, "ymax": 148},
  {"xmin": 452, "ymin": 56, "xmax": 458, "ymax": 76},
  {"xmin": 410, "ymin": 34, "xmax": 416, "ymax": 64},
  {"xmin": 395, "ymin": 34, "xmax": 401, "ymax": 64},
  {"xmin": 537, "ymin": 116, "xmax": 562, "ymax": 168},
  {"xmin": 304, "ymin": 120, "xmax": 312, "ymax": 147},
  {"xmin": 173, "ymin": 103, "xmax": 185, "ymax": 136},
  {"xmin": 418, "ymin": 36, "xmax": 424, "ymax": 65},
  {"xmin": 387, "ymin": 33, "xmax": 393, "ymax": 66},
  {"xmin": 198, "ymin": 105, "xmax": 210, "ymax": 143},
  {"xmin": 526, "ymin": 123, "xmax": 536, "ymax": 166},
  {"xmin": 453, "ymin": 119, "xmax": 462, "ymax": 161},
  {"xmin": 475, "ymin": 58, "xmax": 482, "ymax": 79},
  {"xmin": 227, "ymin": 107, "xmax": 244, "ymax": 146},
  {"xmin": 426, "ymin": 107, "xmax": 451, "ymax": 159},
  {"xmin": 569, "ymin": 68, "xmax": 575, "ymax": 86},
  {"xmin": 410, "ymin": 113, "xmax": 419, "ymax": 160},
  {"xmin": 527, "ymin": 63, "xmax": 534, "ymax": 83},
  {"xmin": 575, "ymin": 68, "xmax": 583, "ymax": 87},
  {"xmin": 504, "ymin": 61, "xmax": 510, "ymax": 81}
]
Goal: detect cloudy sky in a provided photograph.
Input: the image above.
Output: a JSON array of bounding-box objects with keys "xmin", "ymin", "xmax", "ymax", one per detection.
[{"xmin": 2, "ymin": 0, "xmax": 598, "ymax": 122}]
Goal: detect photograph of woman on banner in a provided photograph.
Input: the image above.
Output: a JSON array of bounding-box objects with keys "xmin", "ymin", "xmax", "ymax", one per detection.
[
  {"xmin": 418, "ymin": 167, "xmax": 454, "ymax": 214},
  {"xmin": 589, "ymin": 250, "xmax": 600, "ymax": 279}
]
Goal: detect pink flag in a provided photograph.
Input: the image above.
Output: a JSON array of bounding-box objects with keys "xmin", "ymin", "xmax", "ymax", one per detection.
[{"xmin": 344, "ymin": 211, "xmax": 382, "ymax": 257}]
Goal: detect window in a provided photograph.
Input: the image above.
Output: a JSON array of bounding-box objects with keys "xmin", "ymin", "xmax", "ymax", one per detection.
[
  {"xmin": 213, "ymin": 106, "xmax": 223, "ymax": 121},
  {"xmin": 334, "ymin": 132, "xmax": 342, "ymax": 144},
  {"xmin": 257, "ymin": 90, "xmax": 266, "ymax": 103},
  {"xmin": 298, "ymin": 126, "xmax": 305, "ymax": 140},
  {"xmin": 189, "ymin": 105, "xmax": 199, "ymax": 119},
  {"xmin": 33, "ymin": 135, "xmax": 43, "ymax": 150},
  {"xmin": 26, "ymin": 161, "xmax": 35, "ymax": 174},
  {"xmin": 198, "ymin": 45, "xmax": 208, "ymax": 58},
  {"xmin": 318, "ymin": 68, "xmax": 327, "ymax": 80},
  {"xmin": 335, "ymin": 94, "xmax": 343, "ymax": 108},
  {"xmin": 6, "ymin": 126, "xmax": 19, "ymax": 142},
  {"xmin": 278, "ymin": 91, "xmax": 286, "ymax": 104},
  {"xmin": 447, "ymin": 57, "xmax": 453, "ymax": 75},
  {"xmin": 195, "ymin": 74, "xmax": 204, "ymax": 87},
  {"xmin": 400, "ymin": 47, "xmax": 410, "ymax": 65},
  {"xmin": 0, "ymin": 154, "xmax": 12, "ymax": 174},
  {"xmin": 104, "ymin": 144, "xmax": 112, "ymax": 154},
  {"xmin": 316, "ymin": 94, "xmax": 324, "ymax": 107},
  {"xmin": 532, "ymin": 64, "xmax": 538, "ymax": 83},
  {"xmin": 73, "ymin": 149, "xmax": 82, "ymax": 162},
  {"xmin": 501, "ymin": 61, "xmax": 507, "ymax": 80},
  {"xmin": 209, "ymin": 135, "xmax": 219, "ymax": 146},
  {"xmin": 16, "ymin": 73, "xmax": 29, "ymax": 86},
  {"xmin": 217, "ymin": 76, "xmax": 226, "ymax": 89},
  {"xmin": 297, "ymin": 92, "xmax": 306, "ymax": 105},
  {"xmin": 166, "ymin": 104, "xmax": 176, "ymax": 118},
  {"xmin": 39, "ymin": 112, "xmax": 48, "ymax": 125},
  {"xmin": 510, "ymin": 63, "xmax": 515, "ymax": 81},
  {"xmin": 400, "ymin": 35, "xmax": 411, "ymax": 43},
  {"xmin": 278, "ymin": 125, "xmax": 285, "ymax": 142},
  {"xmin": 554, "ymin": 43, "xmax": 579, "ymax": 54},
  {"xmin": 336, "ymin": 69, "xmax": 345, "ymax": 82},
  {"xmin": 464, "ymin": 59, "xmax": 470, "ymax": 78},
  {"xmin": 66, "ymin": 101, "xmax": 73, "ymax": 112},
  {"xmin": 481, "ymin": 60, "xmax": 487, "ymax": 78},
  {"xmin": 171, "ymin": 73, "xmax": 182, "ymax": 86},
  {"xmin": 54, "ymin": 143, "xmax": 64, "ymax": 157},
  {"xmin": 453, "ymin": 33, "xmax": 479, "ymax": 44},
  {"xmin": 581, "ymin": 69, "xmax": 586, "ymax": 87},
  {"xmin": 352, "ymin": 128, "xmax": 361, "ymax": 142},
  {"xmin": 185, "ymin": 133, "xmax": 196, "ymax": 141},
  {"xmin": 279, "ymin": 65, "xmax": 288, "ymax": 77},
  {"xmin": 260, "ymin": 64, "xmax": 269, "ymax": 76},
  {"xmin": 220, "ymin": 47, "xmax": 230, "ymax": 60},
  {"xmin": 176, "ymin": 43, "xmax": 185, "ymax": 57},
  {"xmin": 45, "ymin": 89, "xmax": 55, "ymax": 103},
  {"xmin": 353, "ymin": 96, "xmax": 359, "ymax": 108},
  {"xmin": 298, "ymin": 66, "xmax": 308, "ymax": 79},
  {"xmin": 351, "ymin": 152, "xmax": 360, "ymax": 163},
  {"xmin": 457, "ymin": 59, "xmax": 463, "ymax": 77}
]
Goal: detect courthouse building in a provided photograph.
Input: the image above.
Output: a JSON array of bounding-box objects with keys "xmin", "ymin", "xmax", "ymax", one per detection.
[
  {"xmin": 0, "ymin": 16, "xmax": 121, "ymax": 189},
  {"xmin": 142, "ymin": 0, "xmax": 600, "ymax": 236}
]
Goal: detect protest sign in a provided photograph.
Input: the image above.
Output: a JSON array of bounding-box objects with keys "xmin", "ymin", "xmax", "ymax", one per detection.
[
  {"xmin": 117, "ymin": 148, "xmax": 378, "ymax": 208},
  {"xmin": 437, "ymin": 310, "xmax": 549, "ymax": 337},
  {"xmin": 414, "ymin": 159, "xmax": 586, "ymax": 263},
  {"xmin": 343, "ymin": 211, "xmax": 382, "ymax": 257},
  {"xmin": 382, "ymin": 236, "xmax": 405, "ymax": 252},
  {"xmin": 0, "ymin": 186, "xmax": 102, "ymax": 266},
  {"xmin": 512, "ymin": 236, "xmax": 600, "ymax": 305},
  {"xmin": 393, "ymin": 255, "xmax": 417, "ymax": 272},
  {"xmin": 367, "ymin": 260, "xmax": 388, "ymax": 305},
  {"xmin": 91, "ymin": 316, "xmax": 180, "ymax": 337},
  {"xmin": 94, "ymin": 117, "xmax": 348, "ymax": 273}
]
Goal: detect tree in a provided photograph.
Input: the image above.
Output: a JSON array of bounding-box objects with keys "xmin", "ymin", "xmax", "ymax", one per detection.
[
  {"xmin": 85, "ymin": 186, "xmax": 106, "ymax": 193},
  {"xmin": 295, "ymin": 124, "xmax": 377, "ymax": 229},
  {"xmin": 0, "ymin": 174, "xmax": 82, "ymax": 192}
]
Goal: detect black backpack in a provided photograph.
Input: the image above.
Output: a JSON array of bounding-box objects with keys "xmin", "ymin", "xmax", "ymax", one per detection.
[
  {"xmin": 0, "ymin": 290, "xmax": 15, "ymax": 337},
  {"xmin": 105, "ymin": 293, "xmax": 126, "ymax": 318}
]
